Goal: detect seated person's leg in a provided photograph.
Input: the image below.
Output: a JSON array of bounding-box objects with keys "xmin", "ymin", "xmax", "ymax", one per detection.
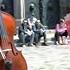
[
  {"xmin": 25, "ymin": 32, "xmax": 34, "ymax": 46},
  {"xmin": 18, "ymin": 32, "xmax": 25, "ymax": 45},
  {"xmin": 34, "ymin": 31, "xmax": 41, "ymax": 45},
  {"xmin": 58, "ymin": 30, "xmax": 68, "ymax": 45},
  {"xmin": 35, "ymin": 30, "xmax": 47, "ymax": 46},
  {"xmin": 34, "ymin": 33, "xmax": 38, "ymax": 45},
  {"xmin": 37, "ymin": 32, "xmax": 41, "ymax": 43},
  {"xmin": 57, "ymin": 32, "xmax": 65, "ymax": 45},
  {"xmin": 29, "ymin": 32, "xmax": 34, "ymax": 46},
  {"xmin": 63, "ymin": 30, "xmax": 68, "ymax": 38},
  {"xmin": 25, "ymin": 35, "xmax": 30, "ymax": 44},
  {"xmin": 42, "ymin": 31, "xmax": 48, "ymax": 45},
  {"xmin": 59, "ymin": 36, "xmax": 63, "ymax": 44},
  {"xmin": 61, "ymin": 30, "xmax": 68, "ymax": 44},
  {"xmin": 54, "ymin": 32, "xmax": 60, "ymax": 44}
]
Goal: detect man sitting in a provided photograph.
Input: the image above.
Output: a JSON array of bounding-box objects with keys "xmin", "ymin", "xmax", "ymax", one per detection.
[
  {"xmin": 18, "ymin": 19, "xmax": 34, "ymax": 46},
  {"xmin": 18, "ymin": 20, "xmax": 26, "ymax": 45},
  {"xmin": 34, "ymin": 20, "xmax": 47, "ymax": 46}
]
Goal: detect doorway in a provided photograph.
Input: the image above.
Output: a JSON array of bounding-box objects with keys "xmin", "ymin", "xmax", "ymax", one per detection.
[{"xmin": 46, "ymin": 0, "xmax": 60, "ymax": 29}]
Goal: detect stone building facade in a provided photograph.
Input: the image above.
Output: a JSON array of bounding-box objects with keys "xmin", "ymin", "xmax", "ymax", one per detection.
[
  {"xmin": 25, "ymin": 0, "xmax": 70, "ymax": 28},
  {"xmin": 25, "ymin": 0, "xmax": 60, "ymax": 28},
  {"xmin": 60, "ymin": 0, "xmax": 70, "ymax": 17},
  {"xmin": 2, "ymin": 0, "xmax": 25, "ymax": 26},
  {"xmin": 1, "ymin": 0, "xmax": 70, "ymax": 28}
]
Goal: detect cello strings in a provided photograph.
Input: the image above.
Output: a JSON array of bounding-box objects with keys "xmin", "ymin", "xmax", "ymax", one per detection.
[
  {"xmin": 0, "ymin": 12, "xmax": 7, "ymax": 39},
  {"xmin": 0, "ymin": 11, "xmax": 9, "ymax": 49}
]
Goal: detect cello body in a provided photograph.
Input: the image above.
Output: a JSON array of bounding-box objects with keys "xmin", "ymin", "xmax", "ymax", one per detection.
[{"xmin": 0, "ymin": 11, "xmax": 27, "ymax": 70}]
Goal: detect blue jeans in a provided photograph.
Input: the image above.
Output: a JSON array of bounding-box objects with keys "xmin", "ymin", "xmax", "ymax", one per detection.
[
  {"xmin": 25, "ymin": 32, "xmax": 34, "ymax": 45},
  {"xmin": 34, "ymin": 30, "xmax": 47, "ymax": 44},
  {"xmin": 18, "ymin": 32, "xmax": 25, "ymax": 45}
]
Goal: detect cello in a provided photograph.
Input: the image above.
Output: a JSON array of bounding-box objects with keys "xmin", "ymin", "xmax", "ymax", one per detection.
[{"xmin": 0, "ymin": 11, "xmax": 27, "ymax": 70}]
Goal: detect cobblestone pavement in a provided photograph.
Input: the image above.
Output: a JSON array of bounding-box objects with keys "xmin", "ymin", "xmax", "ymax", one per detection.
[
  {"xmin": 16, "ymin": 45, "xmax": 70, "ymax": 70},
  {"xmin": 14, "ymin": 29, "xmax": 70, "ymax": 70}
]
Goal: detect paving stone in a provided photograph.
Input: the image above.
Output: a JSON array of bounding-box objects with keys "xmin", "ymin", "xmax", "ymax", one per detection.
[
  {"xmin": 14, "ymin": 30, "xmax": 70, "ymax": 70},
  {"xmin": 16, "ymin": 45, "xmax": 70, "ymax": 70}
]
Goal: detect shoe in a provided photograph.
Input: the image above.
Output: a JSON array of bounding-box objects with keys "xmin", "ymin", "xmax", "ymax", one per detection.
[
  {"xmin": 42, "ymin": 42, "xmax": 48, "ymax": 46},
  {"xmin": 28, "ymin": 44, "xmax": 34, "ymax": 47}
]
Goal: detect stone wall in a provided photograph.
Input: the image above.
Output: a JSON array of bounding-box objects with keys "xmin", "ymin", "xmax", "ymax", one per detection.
[
  {"xmin": 14, "ymin": 0, "xmax": 21, "ymax": 19},
  {"xmin": 42, "ymin": 0, "xmax": 49, "ymax": 25},
  {"xmin": 60, "ymin": 0, "xmax": 70, "ymax": 18},
  {"xmin": 25, "ymin": 0, "xmax": 60, "ymax": 28},
  {"xmin": 3, "ymin": 0, "xmax": 70, "ymax": 28}
]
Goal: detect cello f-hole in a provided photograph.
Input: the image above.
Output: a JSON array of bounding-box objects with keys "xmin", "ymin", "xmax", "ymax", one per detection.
[{"xmin": 9, "ymin": 42, "xmax": 18, "ymax": 55}]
